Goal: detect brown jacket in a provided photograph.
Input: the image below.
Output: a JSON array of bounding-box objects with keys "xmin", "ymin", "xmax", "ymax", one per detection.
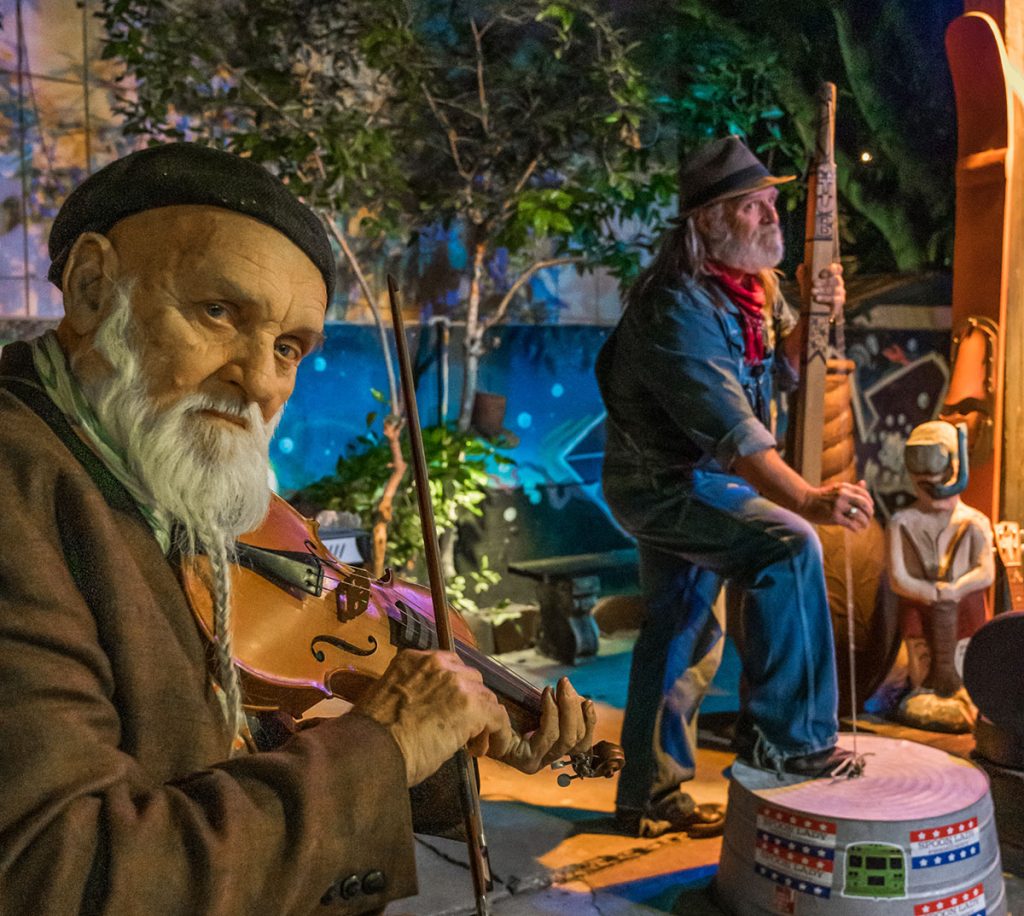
[{"xmin": 0, "ymin": 342, "xmax": 417, "ymax": 915}]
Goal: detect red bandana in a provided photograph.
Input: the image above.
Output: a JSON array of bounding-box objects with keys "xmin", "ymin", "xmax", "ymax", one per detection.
[{"xmin": 706, "ymin": 261, "xmax": 767, "ymax": 365}]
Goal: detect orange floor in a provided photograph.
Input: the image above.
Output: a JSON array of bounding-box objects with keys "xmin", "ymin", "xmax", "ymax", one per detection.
[
  {"xmin": 402, "ymin": 637, "xmax": 736, "ymax": 914},
  {"xmin": 398, "ymin": 636, "xmax": 1023, "ymax": 915}
]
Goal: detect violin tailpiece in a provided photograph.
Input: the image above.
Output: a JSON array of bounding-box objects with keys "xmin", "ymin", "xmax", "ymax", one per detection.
[{"xmin": 233, "ymin": 542, "xmax": 324, "ymax": 597}]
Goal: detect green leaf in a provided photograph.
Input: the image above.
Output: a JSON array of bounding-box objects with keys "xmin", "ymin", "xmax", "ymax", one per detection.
[{"xmin": 548, "ymin": 212, "xmax": 574, "ymax": 234}]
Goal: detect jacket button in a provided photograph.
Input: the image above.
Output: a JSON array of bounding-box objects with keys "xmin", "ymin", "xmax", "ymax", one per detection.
[
  {"xmin": 362, "ymin": 870, "xmax": 386, "ymax": 894},
  {"xmin": 341, "ymin": 875, "xmax": 362, "ymax": 899}
]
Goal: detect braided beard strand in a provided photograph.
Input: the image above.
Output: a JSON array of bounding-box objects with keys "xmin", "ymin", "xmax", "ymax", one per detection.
[{"xmin": 79, "ymin": 284, "xmax": 280, "ymax": 744}]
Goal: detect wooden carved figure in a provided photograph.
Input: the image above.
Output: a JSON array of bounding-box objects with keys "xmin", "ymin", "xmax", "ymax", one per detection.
[{"xmin": 886, "ymin": 420, "xmax": 994, "ymax": 733}]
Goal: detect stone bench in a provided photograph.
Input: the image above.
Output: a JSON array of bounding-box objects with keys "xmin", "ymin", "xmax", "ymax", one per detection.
[{"xmin": 507, "ymin": 547, "xmax": 638, "ymax": 665}]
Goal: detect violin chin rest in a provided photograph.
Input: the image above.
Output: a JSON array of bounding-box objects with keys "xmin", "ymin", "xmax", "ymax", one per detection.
[{"xmin": 326, "ymin": 669, "xmax": 377, "ymax": 706}]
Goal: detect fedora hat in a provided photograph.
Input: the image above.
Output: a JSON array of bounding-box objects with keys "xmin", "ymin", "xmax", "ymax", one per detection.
[{"xmin": 674, "ymin": 135, "xmax": 795, "ymax": 220}]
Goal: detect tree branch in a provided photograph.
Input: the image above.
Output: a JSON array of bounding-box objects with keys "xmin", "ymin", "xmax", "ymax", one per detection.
[
  {"xmin": 483, "ymin": 256, "xmax": 583, "ymax": 331},
  {"xmin": 239, "ymin": 74, "xmax": 308, "ymax": 137},
  {"xmin": 422, "ymin": 83, "xmax": 473, "ymax": 181},
  {"xmin": 321, "ymin": 216, "xmax": 401, "ymax": 412},
  {"xmin": 371, "ymin": 414, "xmax": 408, "ymax": 577},
  {"xmin": 829, "ymin": 2, "xmax": 943, "ymax": 210},
  {"xmin": 430, "ymin": 94, "xmax": 487, "ymax": 122},
  {"xmin": 470, "ymin": 18, "xmax": 489, "ymax": 135},
  {"xmin": 773, "ymin": 72, "xmax": 929, "ymax": 270},
  {"xmin": 502, "ymin": 156, "xmax": 539, "ymax": 212}
]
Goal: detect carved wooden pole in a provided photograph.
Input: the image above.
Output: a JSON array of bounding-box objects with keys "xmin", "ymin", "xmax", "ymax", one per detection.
[{"xmin": 790, "ymin": 82, "xmax": 838, "ymax": 486}]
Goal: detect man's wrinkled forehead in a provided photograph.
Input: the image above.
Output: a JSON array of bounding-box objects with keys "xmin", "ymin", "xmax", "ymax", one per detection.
[
  {"xmin": 48, "ymin": 142, "xmax": 337, "ymax": 302},
  {"xmin": 107, "ymin": 206, "xmax": 328, "ymax": 309},
  {"xmin": 729, "ymin": 186, "xmax": 779, "ymax": 209}
]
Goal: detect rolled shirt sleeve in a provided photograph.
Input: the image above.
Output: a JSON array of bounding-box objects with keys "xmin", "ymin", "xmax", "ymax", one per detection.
[
  {"xmin": 630, "ymin": 286, "xmax": 776, "ymax": 469},
  {"xmin": 774, "ymin": 292, "xmax": 799, "ymax": 342}
]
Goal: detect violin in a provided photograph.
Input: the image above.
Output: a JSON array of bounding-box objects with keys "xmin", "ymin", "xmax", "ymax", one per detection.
[{"xmin": 180, "ymin": 493, "xmax": 624, "ymax": 782}]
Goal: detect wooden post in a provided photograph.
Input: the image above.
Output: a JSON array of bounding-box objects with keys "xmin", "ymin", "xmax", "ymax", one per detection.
[
  {"xmin": 944, "ymin": 13, "xmax": 1013, "ymax": 522},
  {"xmin": 789, "ymin": 83, "xmax": 838, "ymax": 486}
]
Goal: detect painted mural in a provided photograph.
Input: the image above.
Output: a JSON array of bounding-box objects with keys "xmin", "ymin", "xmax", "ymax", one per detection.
[{"xmin": 275, "ymin": 321, "xmax": 952, "ymax": 573}]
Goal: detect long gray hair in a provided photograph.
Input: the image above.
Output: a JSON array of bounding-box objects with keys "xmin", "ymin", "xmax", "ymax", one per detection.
[{"xmin": 625, "ymin": 204, "xmax": 780, "ymax": 312}]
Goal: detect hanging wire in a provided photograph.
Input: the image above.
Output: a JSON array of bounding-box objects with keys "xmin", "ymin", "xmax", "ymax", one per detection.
[
  {"xmin": 13, "ymin": 0, "xmax": 60, "ymax": 316},
  {"xmin": 15, "ymin": 0, "xmax": 31, "ymax": 316},
  {"xmin": 844, "ymin": 528, "xmax": 858, "ymax": 751},
  {"xmin": 22, "ymin": 32, "xmax": 57, "ymax": 185},
  {"xmin": 833, "ymin": 526, "xmax": 868, "ymax": 779}
]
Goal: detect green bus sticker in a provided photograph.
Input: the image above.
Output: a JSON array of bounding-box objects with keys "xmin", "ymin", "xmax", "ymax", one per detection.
[{"xmin": 844, "ymin": 843, "xmax": 906, "ymax": 897}]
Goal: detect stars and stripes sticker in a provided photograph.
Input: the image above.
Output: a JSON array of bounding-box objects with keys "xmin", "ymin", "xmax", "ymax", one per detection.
[
  {"xmin": 754, "ymin": 863, "xmax": 832, "ymax": 900},
  {"xmin": 909, "ymin": 818, "xmax": 981, "ymax": 870},
  {"xmin": 754, "ymin": 830, "xmax": 834, "ymax": 898},
  {"xmin": 914, "ymin": 882, "xmax": 985, "ymax": 916},
  {"xmin": 756, "ymin": 804, "xmax": 837, "ymax": 847}
]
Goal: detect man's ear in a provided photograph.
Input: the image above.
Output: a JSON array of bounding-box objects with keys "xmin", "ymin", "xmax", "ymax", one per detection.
[{"xmin": 61, "ymin": 232, "xmax": 120, "ymax": 336}]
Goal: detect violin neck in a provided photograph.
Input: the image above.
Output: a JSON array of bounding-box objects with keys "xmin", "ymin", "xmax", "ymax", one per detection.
[{"xmin": 460, "ymin": 645, "xmax": 544, "ymax": 733}]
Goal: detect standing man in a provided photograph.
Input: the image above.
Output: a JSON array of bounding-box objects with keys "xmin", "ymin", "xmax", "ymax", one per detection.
[
  {"xmin": 0, "ymin": 143, "xmax": 594, "ymax": 914},
  {"xmin": 597, "ymin": 136, "xmax": 874, "ymax": 839}
]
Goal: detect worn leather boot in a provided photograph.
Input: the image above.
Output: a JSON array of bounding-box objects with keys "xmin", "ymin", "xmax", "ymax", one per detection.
[{"xmin": 615, "ymin": 787, "xmax": 726, "ymax": 839}]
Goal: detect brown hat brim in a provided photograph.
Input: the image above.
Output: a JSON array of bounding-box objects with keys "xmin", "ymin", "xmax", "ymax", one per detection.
[{"xmin": 672, "ymin": 173, "xmax": 796, "ymax": 224}]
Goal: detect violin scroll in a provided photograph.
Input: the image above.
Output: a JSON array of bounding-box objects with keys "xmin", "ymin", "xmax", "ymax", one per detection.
[{"xmin": 551, "ymin": 740, "xmax": 625, "ymax": 787}]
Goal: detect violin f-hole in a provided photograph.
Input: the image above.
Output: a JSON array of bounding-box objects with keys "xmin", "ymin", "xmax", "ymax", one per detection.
[{"xmin": 310, "ymin": 633, "xmax": 378, "ymax": 662}]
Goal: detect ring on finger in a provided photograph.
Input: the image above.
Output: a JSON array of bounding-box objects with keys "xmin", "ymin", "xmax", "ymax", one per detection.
[{"xmin": 843, "ymin": 505, "xmax": 860, "ymax": 519}]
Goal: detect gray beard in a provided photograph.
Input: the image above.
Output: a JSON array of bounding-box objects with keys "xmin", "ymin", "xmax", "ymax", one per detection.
[
  {"xmin": 80, "ymin": 285, "xmax": 280, "ymax": 556},
  {"xmin": 707, "ymin": 224, "xmax": 784, "ymax": 274}
]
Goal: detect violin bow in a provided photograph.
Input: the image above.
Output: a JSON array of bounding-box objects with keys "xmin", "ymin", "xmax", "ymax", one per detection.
[{"xmin": 387, "ymin": 275, "xmax": 494, "ymax": 916}]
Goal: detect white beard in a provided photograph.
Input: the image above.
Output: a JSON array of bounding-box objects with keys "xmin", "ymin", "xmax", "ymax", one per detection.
[
  {"xmin": 73, "ymin": 284, "xmax": 285, "ymax": 740},
  {"xmin": 707, "ymin": 222, "xmax": 784, "ymax": 274},
  {"xmin": 80, "ymin": 285, "xmax": 280, "ymax": 555}
]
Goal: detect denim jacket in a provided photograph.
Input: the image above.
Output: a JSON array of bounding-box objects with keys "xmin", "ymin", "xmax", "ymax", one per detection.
[{"xmin": 597, "ymin": 276, "xmax": 781, "ymax": 481}]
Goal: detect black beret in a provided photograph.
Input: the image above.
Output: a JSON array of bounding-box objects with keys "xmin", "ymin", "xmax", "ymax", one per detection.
[{"xmin": 48, "ymin": 143, "xmax": 336, "ymax": 302}]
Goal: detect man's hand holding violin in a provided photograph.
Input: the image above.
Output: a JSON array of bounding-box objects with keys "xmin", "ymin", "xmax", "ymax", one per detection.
[{"xmin": 355, "ymin": 649, "xmax": 596, "ymax": 787}]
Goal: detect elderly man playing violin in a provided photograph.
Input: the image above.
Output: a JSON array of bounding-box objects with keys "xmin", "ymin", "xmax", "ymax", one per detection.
[{"xmin": 0, "ymin": 144, "xmax": 595, "ymax": 915}]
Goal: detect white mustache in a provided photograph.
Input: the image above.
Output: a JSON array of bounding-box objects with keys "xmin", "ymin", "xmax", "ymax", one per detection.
[
  {"xmin": 83, "ymin": 282, "xmax": 279, "ymax": 549},
  {"xmin": 183, "ymin": 394, "xmax": 263, "ymax": 430}
]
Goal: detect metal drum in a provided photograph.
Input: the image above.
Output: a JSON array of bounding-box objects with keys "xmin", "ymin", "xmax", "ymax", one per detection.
[{"xmin": 716, "ymin": 735, "xmax": 1006, "ymax": 915}]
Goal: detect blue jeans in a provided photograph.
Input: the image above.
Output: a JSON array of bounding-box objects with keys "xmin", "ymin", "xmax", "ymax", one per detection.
[{"xmin": 605, "ymin": 466, "xmax": 839, "ymax": 815}]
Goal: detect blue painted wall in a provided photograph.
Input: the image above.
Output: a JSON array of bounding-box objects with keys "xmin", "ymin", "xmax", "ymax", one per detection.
[
  {"xmin": 273, "ymin": 323, "xmax": 614, "ymax": 497},
  {"xmin": 273, "ymin": 320, "xmax": 953, "ymax": 595}
]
